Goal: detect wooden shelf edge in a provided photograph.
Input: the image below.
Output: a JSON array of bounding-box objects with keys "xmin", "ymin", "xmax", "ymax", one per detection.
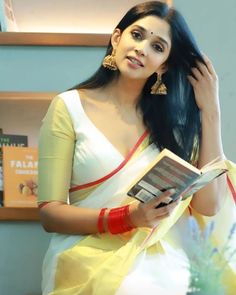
[
  {"xmin": 0, "ymin": 207, "xmax": 40, "ymax": 221},
  {"xmin": 0, "ymin": 32, "xmax": 110, "ymax": 46},
  {"xmin": 0, "ymin": 91, "xmax": 58, "ymax": 101}
]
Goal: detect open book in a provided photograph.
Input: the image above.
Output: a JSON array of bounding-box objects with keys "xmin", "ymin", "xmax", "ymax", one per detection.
[{"xmin": 127, "ymin": 148, "xmax": 227, "ymax": 205}]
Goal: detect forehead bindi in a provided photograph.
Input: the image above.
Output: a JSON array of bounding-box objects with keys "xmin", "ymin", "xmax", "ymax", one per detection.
[{"xmin": 131, "ymin": 16, "xmax": 171, "ymax": 47}]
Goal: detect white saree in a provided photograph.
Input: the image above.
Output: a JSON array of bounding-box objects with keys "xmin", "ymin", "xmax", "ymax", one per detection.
[{"xmin": 39, "ymin": 90, "xmax": 236, "ymax": 295}]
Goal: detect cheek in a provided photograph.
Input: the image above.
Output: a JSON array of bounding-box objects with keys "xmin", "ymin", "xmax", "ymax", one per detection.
[
  {"xmin": 114, "ymin": 47, "xmax": 126, "ymax": 65},
  {"xmin": 115, "ymin": 42, "xmax": 131, "ymax": 62},
  {"xmin": 148, "ymin": 53, "xmax": 169, "ymax": 69},
  {"xmin": 115, "ymin": 35, "xmax": 135, "ymax": 54}
]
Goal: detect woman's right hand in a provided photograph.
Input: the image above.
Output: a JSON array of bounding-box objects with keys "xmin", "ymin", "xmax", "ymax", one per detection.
[{"xmin": 129, "ymin": 189, "xmax": 181, "ymax": 228}]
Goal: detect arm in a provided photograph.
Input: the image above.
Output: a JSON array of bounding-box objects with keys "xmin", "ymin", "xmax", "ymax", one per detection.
[
  {"xmin": 187, "ymin": 55, "xmax": 227, "ymax": 216},
  {"xmin": 40, "ymin": 192, "xmax": 181, "ymax": 235},
  {"xmin": 38, "ymin": 95, "xmax": 102, "ymax": 234}
]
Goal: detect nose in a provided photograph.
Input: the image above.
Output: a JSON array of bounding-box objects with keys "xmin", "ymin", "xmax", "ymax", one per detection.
[{"xmin": 134, "ymin": 41, "xmax": 148, "ymax": 56}]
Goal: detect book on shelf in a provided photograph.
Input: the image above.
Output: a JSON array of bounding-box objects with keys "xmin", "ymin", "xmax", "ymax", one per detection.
[
  {"xmin": 0, "ymin": 133, "xmax": 28, "ymax": 206},
  {"xmin": 127, "ymin": 148, "xmax": 228, "ymax": 206},
  {"xmin": 2, "ymin": 146, "xmax": 38, "ymax": 208}
]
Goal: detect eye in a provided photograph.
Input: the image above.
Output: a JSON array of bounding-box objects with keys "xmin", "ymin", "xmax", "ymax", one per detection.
[
  {"xmin": 152, "ymin": 43, "xmax": 164, "ymax": 52},
  {"xmin": 131, "ymin": 30, "xmax": 142, "ymax": 41}
]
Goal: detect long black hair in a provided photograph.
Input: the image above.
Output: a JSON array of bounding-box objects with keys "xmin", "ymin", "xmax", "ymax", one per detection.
[{"xmin": 72, "ymin": 1, "xmax": 204, "ymax": 164}]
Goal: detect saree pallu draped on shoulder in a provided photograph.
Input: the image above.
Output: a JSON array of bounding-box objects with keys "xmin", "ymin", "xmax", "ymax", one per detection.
[{"xmin": 42, "ymin": 145, "xmax": 236, "ymax": 295}]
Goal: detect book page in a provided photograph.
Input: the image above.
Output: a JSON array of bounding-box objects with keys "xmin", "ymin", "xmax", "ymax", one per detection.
[
  {"xmin": 127, "ymin": 155, "xmax": 200, "ymax": 203},
  {"xmin": 182, "ymin": 168, "xmax": 227, "ymax": 199}
]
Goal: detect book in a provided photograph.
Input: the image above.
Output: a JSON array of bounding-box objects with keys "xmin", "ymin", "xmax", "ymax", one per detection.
[
  {"xmin": 127, "ymin": 148, "xmax": 228, "ymax": 206},
  {"xmin": 0, "ymin": 134, "xmax": 28, "ymax": 206},
  {"xmin": 2, "ymin": 146, "xmax": 38, "ymax": 207}
]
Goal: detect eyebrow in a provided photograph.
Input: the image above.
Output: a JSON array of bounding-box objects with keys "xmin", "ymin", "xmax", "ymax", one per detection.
[{"xmin": 132, "ymin": 25, "xmax": 170, "ymax": 48}]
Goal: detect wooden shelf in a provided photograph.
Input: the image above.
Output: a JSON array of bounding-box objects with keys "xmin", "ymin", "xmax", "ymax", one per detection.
[
  {"xmin": 0, "ymin": 32, "xmax": 110, "ymax": 46},
  {"xmin": 0, "ymin": 207, "xmax": 40, "ymax": 221},
  {"xmin": 0, "ymin": 91, "xmax": 57, "ymax": 101},
  {"xmin": 0, "ymin": 91, "xmax": 53, "ymax": 221}
]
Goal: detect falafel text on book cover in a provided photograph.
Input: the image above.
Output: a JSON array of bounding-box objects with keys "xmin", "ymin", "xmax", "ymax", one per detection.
[{"xmin": 2, "ymin": 146, "xmax": 38, "ymax": 207}]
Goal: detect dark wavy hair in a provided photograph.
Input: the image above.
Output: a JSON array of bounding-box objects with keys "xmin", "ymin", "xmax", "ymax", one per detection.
[{"xmin": 71, "ymin": 1, "xmax": 204, "ymax": 164}]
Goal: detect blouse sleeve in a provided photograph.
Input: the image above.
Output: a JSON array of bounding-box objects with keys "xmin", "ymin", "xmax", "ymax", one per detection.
[{"xmin": 38, "ymin": 95, "xmax": 75, "ymax": 204}]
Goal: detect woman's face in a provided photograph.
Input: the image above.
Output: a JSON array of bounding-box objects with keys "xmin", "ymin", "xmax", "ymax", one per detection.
[{"xmin": 112, "ymin": 15, "xmax": 172, "ymax": 81}]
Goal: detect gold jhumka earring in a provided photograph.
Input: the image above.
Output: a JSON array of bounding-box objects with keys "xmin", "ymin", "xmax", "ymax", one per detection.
[
  {"xmin": 102, "ymin": 49, "xmax": 118, "ymax": 71},
  {"xmin": 150, "ymin": 73, "xmax": 167, "ymax": 95}
]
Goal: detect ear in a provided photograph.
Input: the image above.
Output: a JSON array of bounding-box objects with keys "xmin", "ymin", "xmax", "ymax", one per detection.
[
  {"xmin": 111, "ymin": 28, "xmax": 122, "ymax": 50},
  {"xmin": 156, "ymin": 63, "xmax": 168, "ymax": 75}
]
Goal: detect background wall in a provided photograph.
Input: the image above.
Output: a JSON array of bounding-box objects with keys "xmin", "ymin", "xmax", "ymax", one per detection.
[
  {"xmin": 175, "ymin": 0, "xmax": 236, "ymax": 162},
  {"xmin": 0, "ymin": 1, "xmax": 235, "ymax": 294},
  {"xmin": 0, "ymin": 46, "xmax": 105, "ymax": 91}
]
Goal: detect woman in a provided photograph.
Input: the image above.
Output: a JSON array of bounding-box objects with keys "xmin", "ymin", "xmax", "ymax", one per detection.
[{"xmin": 38, "ymin": 1, "xmax": 236, "ymax": 294}]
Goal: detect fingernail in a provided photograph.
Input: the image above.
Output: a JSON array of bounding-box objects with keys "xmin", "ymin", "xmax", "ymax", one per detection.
[{"xmin": 169, "ymin": 188, "xmax": 176, "ymax": 195}]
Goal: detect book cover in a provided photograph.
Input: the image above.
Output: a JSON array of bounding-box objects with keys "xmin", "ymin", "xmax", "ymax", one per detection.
[
  {"xmin": 0, "ymin": 134, "xmax": 28, "ymax": 206},
  {"xmin": 2, "ymin": 146, "xmax": 38, "ymax": 208},
  {"xmin": 127, "ymin": 148, "xmax": 227, "ymax": 204},
  {"xmin": 0, "ymin": 134, "xmax": 28, "ymax": 193}
]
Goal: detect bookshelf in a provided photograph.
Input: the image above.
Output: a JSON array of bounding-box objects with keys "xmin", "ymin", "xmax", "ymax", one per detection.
[
  {"xmin": 0, "ymin": 30, "xmax": 108, "ymax": 221},
  {"xmin": 0, "ymin": 92, "xmax": 55, "ymax": 221},
  {"xmin": 0, "ymin": 32, "xmax": 109, "ymax": 46},
  {"xmin": 0, "ymin": 207, "xmax": 39, "ymax": 221}
]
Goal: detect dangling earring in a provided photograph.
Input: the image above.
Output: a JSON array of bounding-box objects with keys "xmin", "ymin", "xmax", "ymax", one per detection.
[
  {"xmin": 102, "ymin": 49, "xmax": 118, "ymax": 71},
  {"xmin": 151, "ymin": 73, "xmax": 167, "ymax": 95}
]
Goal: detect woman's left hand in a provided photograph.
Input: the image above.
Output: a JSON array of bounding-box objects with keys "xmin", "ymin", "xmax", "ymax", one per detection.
[{"xmin": 187, "ymin": 54, "xmax": 220, "ymax": 115}]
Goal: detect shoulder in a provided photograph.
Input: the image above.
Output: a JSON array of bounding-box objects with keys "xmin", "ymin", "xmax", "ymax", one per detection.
[
  {"xmin": 43, "ymin": 91, "xmax": 78, "ymax": 126},
  {"xmin": 55, "ymin": 89, "xmax": 80, "ymax": 106},
  {"xmin": 47, "ymin": 89, "xmax": 80, "ymax": 114},
  {"xmin": 57, "ymin": 89, "xmax": 79, "ymax": 100}
]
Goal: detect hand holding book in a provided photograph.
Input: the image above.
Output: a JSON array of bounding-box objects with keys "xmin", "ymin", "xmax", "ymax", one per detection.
[
  {"xmin": 127, "ymin": 148, "xmax": 227, "ymax": 205},
  {"xmin": 129, "ymin": 188, "xmax": 181, "ymax": 228}
]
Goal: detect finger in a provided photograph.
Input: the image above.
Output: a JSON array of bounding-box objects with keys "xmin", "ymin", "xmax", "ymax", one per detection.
[
  {"xmin": 155, "ymin": 196, "xmax": 181, "ymax": 215},
  {"xmin": 187, "ymin": 75, "xmax": 197, "ymax": 87},
  {"xmin": 153, "ymin": 202, "xmax": 179, "ymax": 220},
  {"xmin": 196, "ymin": 61, "xmax": 210, "ymax": 77},
  {"xmin": 190, "ymin": 67, "xmax": 202, "ymax": 80},
  {"xmin": 148, "ymin": 188, "xmax": 176, "ymax": 209},
  {"xmin": 201, "ymin": 54, "xmax": 217, "ymax": 77}
]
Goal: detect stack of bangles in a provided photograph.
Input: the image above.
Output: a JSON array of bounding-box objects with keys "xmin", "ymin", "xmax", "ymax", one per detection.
[{"xmin": 97, "ymin": 205, "xmax": 136, "ymax": 234}]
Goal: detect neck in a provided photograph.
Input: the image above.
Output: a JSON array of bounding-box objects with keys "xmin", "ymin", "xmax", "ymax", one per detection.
[{"xmin": 104, "ymin": 75, "xmax": 146, "ymax": 108}]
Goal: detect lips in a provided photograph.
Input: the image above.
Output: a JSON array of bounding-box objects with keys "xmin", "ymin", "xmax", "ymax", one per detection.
[{"xmin": 127, "ymin": 56, "xmax": 144, "ymax": 67}]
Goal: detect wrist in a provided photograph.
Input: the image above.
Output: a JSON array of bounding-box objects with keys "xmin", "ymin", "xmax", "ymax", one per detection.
[
  {"xmin": 201, "ymin": 107, "xmax": 221, "ymax": 123},
  {"xmin": 97, "ymin": 205, "xmax": 136, "ymax": 235},
  {"xmin": 128, "ymin": 201, "xmax": 140, "ymax": 227}
]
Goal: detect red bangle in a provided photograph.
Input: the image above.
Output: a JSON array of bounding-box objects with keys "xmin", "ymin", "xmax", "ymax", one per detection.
[
  {"xmin": 97, "ymin": 208, "xmax": 107, "ymax": 234},
  {"xmin": 107, "ymin": 205, "xmax": 135, "ymax": 234}
]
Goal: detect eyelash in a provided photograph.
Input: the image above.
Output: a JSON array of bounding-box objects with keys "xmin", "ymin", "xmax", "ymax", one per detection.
[
  {"xmin": 131, "ymin": 31, "xmax": 164, "ymax": 53},
  {"xmin": 152, "ymin": 44, "xmax": 164, "ymax": 53},
  {"xmin": 131, "ymin": 31, "xmax": 142, "ymax": 40}
]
